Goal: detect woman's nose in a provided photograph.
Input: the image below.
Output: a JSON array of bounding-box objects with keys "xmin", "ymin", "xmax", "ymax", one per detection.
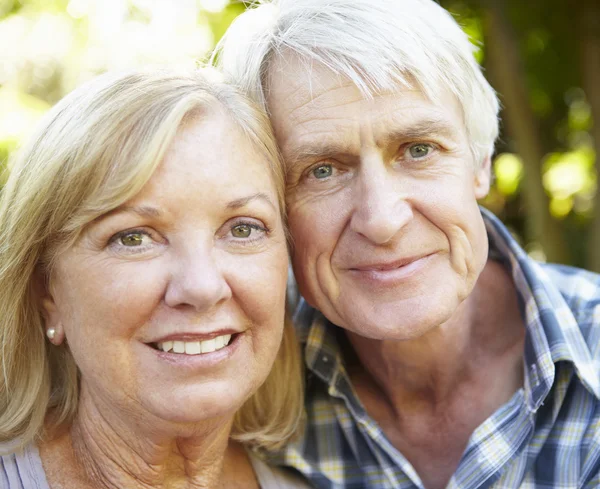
[{"xmin": 164, "ymin": 244, "xmax": 232, "ymax": 312}]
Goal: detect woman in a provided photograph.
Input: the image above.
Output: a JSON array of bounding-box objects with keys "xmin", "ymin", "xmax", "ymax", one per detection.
[{"xmin": 0, "ymin": 69, "xmax": 309, "ymax": 488}]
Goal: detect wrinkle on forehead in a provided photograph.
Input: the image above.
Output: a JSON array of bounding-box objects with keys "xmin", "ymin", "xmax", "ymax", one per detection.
[
  {"xmin": 267, "ymin": 51, "xmax": 428, "ymax": 106},
  {"xmin": 267, "ymin": 56, "xmax": 439, "ymax": 128},
  {"xmin": 267, "ymin": 54, "xmax": 358, "ymax": 118}
]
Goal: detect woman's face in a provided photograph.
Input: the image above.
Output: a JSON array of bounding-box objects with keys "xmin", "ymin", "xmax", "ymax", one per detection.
[{"xmin": 43, "ymin": 108, "xmax": 289, "ymax": 427}]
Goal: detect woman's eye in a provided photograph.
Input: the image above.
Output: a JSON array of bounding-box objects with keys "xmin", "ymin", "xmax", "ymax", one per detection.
[
  {"xmin": 230, "ymin": 222, "xmax": 267, "ymax": 240},
  {"xmin": 407, "ymin": 143, "xmax": 434, "ymax": 159},
  {"xmin": 119, "ymin": 232, "xmax": 145, "ymax": 247},
  {"xmin": 109, "ymin": 229, "xmax": 155, "ymax": 253},
  {"xmin": 311, "ymin": 164, "xmax": 333, "ymax": 179},
  {"xmin": 231, "ymin": 224, "xmax": 252, "ymax": 238}
]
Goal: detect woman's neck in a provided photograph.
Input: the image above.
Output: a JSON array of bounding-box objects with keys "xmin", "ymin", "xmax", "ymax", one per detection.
[{"xmin": 41, "ymin": 389, "xmax": 255, "ymax": 489}]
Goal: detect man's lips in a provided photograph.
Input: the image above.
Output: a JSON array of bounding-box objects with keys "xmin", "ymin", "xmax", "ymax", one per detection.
[
  {"xmin": 349, "ymin": 253, "xmax": 434, "ymax": 271},
  {"xmin": 344, "ymin": 252, "xmax": 437, "ymax": 285}
]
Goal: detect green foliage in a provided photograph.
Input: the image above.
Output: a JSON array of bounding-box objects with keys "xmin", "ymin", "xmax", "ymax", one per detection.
[
  {"xmin": 0, "ymin": 0, "xmax": 598, "ymax": 267},
  {"xmin": 0, "ymin": 0, "xmax": 19, "ymax": 19},
  {"xmin": 0, "ymin": 0, "xmax": 70, "ymax": 18},
  {"xmin": 204, "ymin": 2, "xmax": 246, "ymax": 46}
]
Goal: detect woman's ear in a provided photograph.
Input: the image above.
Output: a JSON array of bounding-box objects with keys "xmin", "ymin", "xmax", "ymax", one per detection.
[
  {"xmin": 41, "ymin": 297, "xmax": 65, "ymax": 345},
  {"xmin": 474, "ymin": 155, "xmax": 492, "ymax": 200},
  {"xmin": 35, "ymin": 270, "xmax": 65, "ymax": 346}
]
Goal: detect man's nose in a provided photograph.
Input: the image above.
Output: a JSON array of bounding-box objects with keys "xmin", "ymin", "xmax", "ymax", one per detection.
[
  {"xmin": 350, "ymin": 155, "xmax": 413, "ymax": 245},
  {"xmin": 164, "ymin": 243, "xmax": 232, "ymax": 311}
]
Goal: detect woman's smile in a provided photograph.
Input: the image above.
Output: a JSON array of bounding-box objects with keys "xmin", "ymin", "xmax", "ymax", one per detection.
[
  {"xmin": 143, "ymin": 332, "xmax": 243, "ymax": 369},
  {"xmin": 154, "ymin": 333, "xmax": 234, "ymax": 354}
]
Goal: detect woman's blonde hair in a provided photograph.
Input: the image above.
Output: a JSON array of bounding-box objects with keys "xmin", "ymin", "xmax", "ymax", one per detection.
[{"xmin": 0, "ymin": 68, "xmax": 303, "ymax": 452}]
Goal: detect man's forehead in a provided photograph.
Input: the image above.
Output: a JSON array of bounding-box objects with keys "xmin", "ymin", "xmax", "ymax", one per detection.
[
  {"xmin": 265, "ymin": 53, "xmax": 457, "ymax": 118},
  {"xmin": 266, "ymin": 54, "xmax": 356, "ymax": 114},
  {"xmin": 268, "ymin": 63, "xmax": 458, "ymax": 127}
]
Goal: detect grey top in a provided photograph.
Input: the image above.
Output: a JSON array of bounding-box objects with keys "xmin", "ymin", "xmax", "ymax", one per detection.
[
  {"xmin": 0, "ymin": 442, "xmax": 311, "ymax": 489},
  {"xmin": 0, "ymin": 442, "xmax": 47, "ymax": 489}
]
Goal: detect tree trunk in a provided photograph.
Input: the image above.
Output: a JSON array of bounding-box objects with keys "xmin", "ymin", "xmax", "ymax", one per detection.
[
  {"xmin": 481, "ymin": 0, "xmax": 570, "ymax": 264},
  {"xmin": 580, "ymin": 0, "xmax": 600, "ymax": 272}
]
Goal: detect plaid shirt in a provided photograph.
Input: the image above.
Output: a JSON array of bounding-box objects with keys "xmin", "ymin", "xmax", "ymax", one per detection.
[{"xmin": 279, "ymin": 209, "xmax": 600, "ymax": 489}]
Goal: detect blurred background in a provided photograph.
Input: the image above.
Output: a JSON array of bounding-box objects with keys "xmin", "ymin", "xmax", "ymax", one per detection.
[{"xmin": 0, "ymin": 0, "xmax": 599, "ymax": 271}]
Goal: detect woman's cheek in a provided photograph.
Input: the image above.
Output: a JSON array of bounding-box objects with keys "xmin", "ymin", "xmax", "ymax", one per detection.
[{"xmin": 230, "ymin": 253, "xmax": 287, "ymax": 323}]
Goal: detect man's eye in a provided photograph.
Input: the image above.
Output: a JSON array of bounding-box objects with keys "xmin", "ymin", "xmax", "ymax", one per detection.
[
  {"xmin": 407, "ymin": 143, "xmax": 433, "ymax": 159},
  {"xmin": 231, "ymin": 224, "xmax": 252, "ymax": 238},
  {"xmin": 311, "ymin": 164, "xmax": 333, "ymax": 179}
]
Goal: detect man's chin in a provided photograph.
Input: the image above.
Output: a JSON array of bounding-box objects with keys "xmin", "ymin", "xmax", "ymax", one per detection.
[
  {"xmin": 342, "ymin": 319, "xmax": 440, "ymax": 341},
  {"xmin": 331, "ymin": 299, "xmax": 456, "ymax": 341}
]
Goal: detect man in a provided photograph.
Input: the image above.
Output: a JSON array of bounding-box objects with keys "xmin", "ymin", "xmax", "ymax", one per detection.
[{"xmin": 216, "ymin": 1, "xmax": 600, "ymax": 488}]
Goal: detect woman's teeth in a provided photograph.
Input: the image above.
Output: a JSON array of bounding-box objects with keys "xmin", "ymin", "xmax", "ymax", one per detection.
[{"xmin": 157, "ymin": 334, "xmax": 232, "ymax": 355}]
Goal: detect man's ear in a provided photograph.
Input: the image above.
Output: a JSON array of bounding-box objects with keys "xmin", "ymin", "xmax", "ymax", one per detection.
[
  {"xmin": 36, "ymin": 271, "xmax": 65, "ymax": 346},
  {"xmin": 474, "ymin": 155, "xmax": 492, "ymax": 200}
]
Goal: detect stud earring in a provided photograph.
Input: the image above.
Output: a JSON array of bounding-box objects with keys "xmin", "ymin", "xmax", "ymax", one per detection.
[{"xmin": 46, "ymin": 328, "xmax": 56, "ymax": 341}]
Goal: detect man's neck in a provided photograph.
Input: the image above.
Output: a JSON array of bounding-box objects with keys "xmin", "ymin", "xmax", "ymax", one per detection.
[
  {"xmin": 344, "ymin": 259, "xmax": 526, "ymax": 489},
  {"xmin": 345, "ymin": 259, "xmax": 525, "ymax": 412}
]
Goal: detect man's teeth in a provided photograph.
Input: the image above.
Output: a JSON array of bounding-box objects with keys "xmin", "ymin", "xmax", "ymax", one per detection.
[{"xmin": 157, "ymin": 334, "xmax": 232, "ymax": 355}]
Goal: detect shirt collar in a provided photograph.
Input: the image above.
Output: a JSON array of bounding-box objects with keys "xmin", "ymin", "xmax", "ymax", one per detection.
[
  {"xmin": 482, "ymin": 208, "xmax": 600, "ymax": 407},
  {"xmin": 296, "ymin": 208, "xmax": 600, "ymax": 410},
  {"xmin": 294, "ymin": 301, "xmax": 343, "ymax": 387}
]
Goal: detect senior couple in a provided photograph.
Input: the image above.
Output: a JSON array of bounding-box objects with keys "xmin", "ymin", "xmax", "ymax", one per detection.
[{"xmin": 1, "ymin": 1, "xmax": 599, "ymax": 488}]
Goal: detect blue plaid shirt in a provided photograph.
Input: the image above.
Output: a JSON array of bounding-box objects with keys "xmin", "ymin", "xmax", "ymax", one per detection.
[{"xmin": 280, "ymin": 209, "xmax": 600, "ymax": 489}]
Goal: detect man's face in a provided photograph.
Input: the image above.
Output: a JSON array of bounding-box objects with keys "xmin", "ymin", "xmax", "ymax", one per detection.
[{"xmin": 267, "ymin": 59, "xmax": 491, "ymax": 340}]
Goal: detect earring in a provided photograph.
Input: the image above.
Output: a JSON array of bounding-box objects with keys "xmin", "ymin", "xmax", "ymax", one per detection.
[{"xmin": 46, "ymin": 328, "xmax": 56, "ymax": 341}]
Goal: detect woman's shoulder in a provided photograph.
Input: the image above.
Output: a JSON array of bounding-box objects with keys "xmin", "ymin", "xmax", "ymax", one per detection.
[
  {"xmin": 0, "ymin": 440, "xmax": 50, "ymax": 489},
  {"xmin": 249, "ymin": 452, "xmax": 313, "ymax": 489}
]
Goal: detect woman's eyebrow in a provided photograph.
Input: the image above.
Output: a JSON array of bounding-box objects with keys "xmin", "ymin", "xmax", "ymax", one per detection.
[
  {"xmin": 92, "ymin": 195, "xmax": 276, "ymax": 226},
  {"xmin": 92, "ymin": 205, "xmax": 162, "ymax": 224},
  {"xmin": 227, "ymin": 192, "xmax": 276, "ymax": 211},
  {"xmin": 117, "ymin": 205, "xmax": 162, "ymax": 218}
]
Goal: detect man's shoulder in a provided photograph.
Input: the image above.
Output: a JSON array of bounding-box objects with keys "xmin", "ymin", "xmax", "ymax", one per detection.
[
  {"xmin": 540, "ymin": 262, "xmax": 600, "ymax": 290},
  {"xmin": 538, "ymin": 262, "xmax": 600, "ymax": 320},
  {"xmin": 536, "ymin": 262, "xmax": 600, "ymax": 376}
]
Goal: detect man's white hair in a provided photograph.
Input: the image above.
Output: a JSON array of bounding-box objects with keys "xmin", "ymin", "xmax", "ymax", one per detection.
[{"xmin": 214, "ymin": 0, "xmax": 500, "ymax": 166}]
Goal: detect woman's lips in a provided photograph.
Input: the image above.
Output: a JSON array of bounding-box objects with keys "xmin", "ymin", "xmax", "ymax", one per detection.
[
  {"xmin": 155, "ymin": 333, "xmax": 233, "ymax": 355},
  {"xmin": 145, "ymin": 332, "xmax": 243, "ymax": 369}
]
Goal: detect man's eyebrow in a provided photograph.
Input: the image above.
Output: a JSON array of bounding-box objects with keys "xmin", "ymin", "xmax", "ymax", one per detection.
[
  {"xmin": 378, "ymin": 118, "xmax": 460, "ymax": 146},
  {"xmin": 285, "ymin": 145, "xmax": 351, "ymax": 173},
  {"xmin": 227, "ymin": 192, "xmax": 277, "ymax": 211}
]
